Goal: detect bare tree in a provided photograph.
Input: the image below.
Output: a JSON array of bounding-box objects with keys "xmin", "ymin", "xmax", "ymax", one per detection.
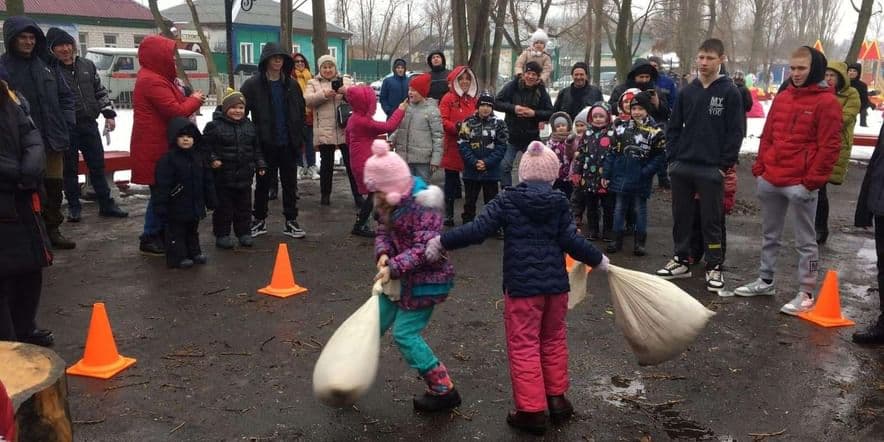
[
  {"xmin": 848, "ymin": 0, "xmax": 875, "ymax": 62},
  {"xmin": 312, "ymin": 0, "xmax": 330, "ymax": 65},
  {"xmin": 604, "ymin": 0, "xmax": 661, "ymax": 80},
  {"xmin": 147, "ymin": 0, "xmax": 191, "ymax": 87},
  {"xmin": 185, "ymin": 0, "xmax": 222, "ymax": 94},
  {"xmin": 746, "ymin": 0, "xmax": 773, "ymax": 74},
  {"xmin": 281, "ymin": 0, "xmax": 293, "ymax": 54},
  {"xmin": 489, "ymin": 0, "xmax": 508, "ymax": 90}
]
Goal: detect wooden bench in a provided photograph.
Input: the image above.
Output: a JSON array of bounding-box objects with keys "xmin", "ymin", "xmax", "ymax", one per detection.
[{"xmin": 77, "ymin": 150, "xmax": 133, "ymax": 194}]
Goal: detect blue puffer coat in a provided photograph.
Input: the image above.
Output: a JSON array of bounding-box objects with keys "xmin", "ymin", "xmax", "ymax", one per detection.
[
  {"xmin": 603, "ymin": 117, "xmax": 665, "ymax": 198},
  {"xmin": 379, "ymin": 72, "xmax": 410, "ymax": 118},
  {"xmin": 441, "ymin": 181, "xmax": 604, "ymax": 297}
]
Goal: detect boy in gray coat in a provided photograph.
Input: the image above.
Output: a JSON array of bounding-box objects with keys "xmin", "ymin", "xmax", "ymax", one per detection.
[{"xmin": 391, "ymin": 73, "xmax": 443, "ymax": 182}]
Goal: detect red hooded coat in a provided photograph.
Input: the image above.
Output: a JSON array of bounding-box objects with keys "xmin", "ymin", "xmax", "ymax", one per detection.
[
  {"xmin": 345, "ymin": 85, "xmax": 405, "ymax": 194},
  {"xmin": 130, "ymin": 35, "xmax": 203, "ymax": 185},
  {"xmin": 439, "ymin": 66, "xmax": 478, "ymax": 171}
]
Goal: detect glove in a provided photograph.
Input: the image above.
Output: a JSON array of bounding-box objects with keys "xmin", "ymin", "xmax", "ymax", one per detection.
[
  {"xmin": 594, "ymin": 255, "xmax": 610, "ymax": 273},
  {"xmin": 425, "ymin": 235, "xmax": 445, "ymax": 262}
]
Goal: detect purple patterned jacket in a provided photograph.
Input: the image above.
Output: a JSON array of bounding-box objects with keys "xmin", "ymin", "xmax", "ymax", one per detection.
[{"xmin": 375, "ymin": 178, "xmax": 454, "ymax": 310}]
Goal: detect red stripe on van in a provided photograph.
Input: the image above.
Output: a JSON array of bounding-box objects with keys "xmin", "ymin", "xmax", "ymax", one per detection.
[{"xmin": 110, "ymin": 73, "xmax": 137, "ymax": 79}]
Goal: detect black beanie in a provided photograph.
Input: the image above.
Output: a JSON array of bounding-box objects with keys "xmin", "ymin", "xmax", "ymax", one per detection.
[
  {"xmin": 478, "ymin": 91, "xmax": 494, "ymax": 107},
  {"xmin": 801, "ymin": 46, "xmax": 827, "ymax": 87},
  {"xmin": 46, "ymin": 27, "xmax": 76, "ymax": 49},
  {"xmin": 571, "ymin": 62, "xmax": 589, "ymax": 75},
  {"xmin": 630, "ymin": 91, "xmax": 654, "ymax": 113},
  {"xmin": 525, "ymin": 61, "xmax": 543, "ymax": 75}
]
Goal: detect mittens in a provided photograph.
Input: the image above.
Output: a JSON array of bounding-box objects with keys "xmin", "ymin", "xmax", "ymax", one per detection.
[{"xmin": 425, "ymin": 235, "xmax": 445, "ymax": 262}]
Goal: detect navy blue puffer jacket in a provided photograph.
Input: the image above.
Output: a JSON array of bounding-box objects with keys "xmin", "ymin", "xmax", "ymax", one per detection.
[{"xmin": 441, "ymin": 181, "xmax": 603, "ymax": 297}]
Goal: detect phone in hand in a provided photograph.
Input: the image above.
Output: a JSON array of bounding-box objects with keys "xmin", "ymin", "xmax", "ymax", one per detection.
[{"xmin": 331, "ymin": 78, "xmax": 343, "ymax": 92}]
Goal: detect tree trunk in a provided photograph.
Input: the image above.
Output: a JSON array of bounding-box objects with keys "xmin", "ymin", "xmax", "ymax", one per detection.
[
  {"xmin": 312, "ymin": 0, "xmax": 330, "ymax": 67},
  {"xmin": 185, "ymin": 0, "xmax": 222, "ymax": 95},
  {"xmin": 747, "ymin": 0, "xmax": 767, "ymax": 75},
  {"xmin": 148, "ymin": 0, "xmax": 191, "ymax": 87},
  {"xmin": 705, "ymin": 0, "xmax": 716, "ymax": 38},
  {"xmin": 592, "ymin": 0, "xmax": 603, "ymax": 84},
  {"xmin": 468, "ymin": 0, "xmax": 493, "ymax": 84},
  {"xmin": 489, "ymin": 0, "xmax": 507, "ymax": 90},
  {"xmin": 847, "ymin": 0, "xmax": 875, "ymax": 63},
  {"xmin": 584, "ymin": 0, "xmax": 592, "ymax": 72},
  {"xmin": 6, "ymin": 0, "xmax": 24, "ymax": 15},
  {"xmin": 280, "ymin": 0, "xmax": 293, "ymax": 54},
  {"xmin": 613, "ymin": 0, "xmax": 632, "ymax": 81},
  {"xmin": 452, "ymin": 0, "xmax": 469, "ymax": 65},
  {"xmin": 1, "ymin": 342, "xmax": 73, "ymax": 442}
]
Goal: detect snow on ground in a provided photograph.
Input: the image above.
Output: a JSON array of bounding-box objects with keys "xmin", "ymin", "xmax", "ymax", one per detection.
[{"xmin": 98, "ymin": 99, "xmax": 882, "ymax": 182}]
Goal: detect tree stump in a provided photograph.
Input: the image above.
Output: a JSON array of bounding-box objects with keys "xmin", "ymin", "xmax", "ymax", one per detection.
[{"xmin": 0, "ymin": 342, "xmax": 73, "ymax": 442}]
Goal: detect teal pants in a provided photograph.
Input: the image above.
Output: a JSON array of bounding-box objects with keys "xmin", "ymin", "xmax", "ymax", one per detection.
[{"xmin": 378, "ymin": 295, "xmax": 438, "ymax": 374}]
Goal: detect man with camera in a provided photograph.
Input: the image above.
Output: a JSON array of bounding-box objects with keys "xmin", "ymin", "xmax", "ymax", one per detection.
[{"xmin": 241, "ymin": 42, "xmax": 308, "ymax": 239}]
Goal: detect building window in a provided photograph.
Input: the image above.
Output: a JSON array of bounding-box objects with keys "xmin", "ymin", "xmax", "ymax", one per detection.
[
  {"xmin": 180, "ymin": 57, "xmax": 198, "ymax": 71},
  {"xmin": 134, "ymin": 35, "xmax": 146, "ymax": 47},
  {"xmin": 259, "ymin": 43, "xmax": 266, "ymax": 54},
  {"xmin": 239, "ymin": 43, "xmax": 254, "ymax": 64},
  {"xmin": 329, "ymin": 47, "xmax": 337, "ymax": 61},
  {"xmin": 103, "ymin": 34, "xmax": 117, "ymax": 48},
  {"xmin": 292, "ymin": 44, "xmax": 300, "ymax": 55},
  {"xmin": 79, "ymin": 33, "xmax": 88, "ymax": 55}
]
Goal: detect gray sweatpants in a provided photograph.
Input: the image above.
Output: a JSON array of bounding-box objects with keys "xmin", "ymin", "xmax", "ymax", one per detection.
[{"xmin": 756, "ymin": 176, "xmax": 820, "ymax": 294}]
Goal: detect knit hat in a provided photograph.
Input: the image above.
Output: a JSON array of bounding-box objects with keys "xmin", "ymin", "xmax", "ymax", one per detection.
[
  {"xmin": 618, "ymin": 87, "xmax": 641, "ymax": 114},
  {"xmin": 630, "ymin": 91, "xmax": 653, "ymax": 112},
  {"xmin": 317, "ymin": 54, "xmax": 337, "ymax": 69},
  {"xmin": 364, "ymin": 140, "xmax": 413, "ymax": 205},
  {"xmin": 518, "ymin": 141, "xmax": 560, "ymax": 184},
  {"xmin": 46, "ymin": 27, "xmax": 76, "ymax": 49},
  {"xmin": 221, "ymin": 87, "xmax": 246, "ymax": 113},
  {"xmin": 524, "ymin": 61, "xmax": 543, "ymax": 76},
  {"xmin": 393, "ymin": 58, "xmax": 406, "ymax": 69},
  {"xmin": 589, "ymin": 101, "xmax": 612, "ymax": 127},
  {"xmin": 648, "ymin": 55, "xmax": 665, "ymax": 67},
  {"xmin": 574, "ymin": 107, "xmax": 590, "ymax": 126},
  {"xmin": 477, "ymin": 90, "xmax": 494, "ymax": 107},
  {"xmin": 530, "ymin": 29, "xmax": 549, "ymax": 45},
  {"xmin": 571, "ymin": 62, "xmax": 589, "ymax": 75},
  {"xmin": 409, "ymin": 73, "xmax": 431, "ymax": 97}
]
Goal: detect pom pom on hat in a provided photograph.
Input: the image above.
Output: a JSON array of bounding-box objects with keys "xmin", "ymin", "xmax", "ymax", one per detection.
[
  {"xmin": 364, "ymin": 139, "xmax": 413, "ymax": 205},
  {"xmin": 222, "ymin": 88, "xmax": 246, "ymax": 113},
  {"xmin": 518, "ymin": 141, "xmax": 560, "ymax": 184}
]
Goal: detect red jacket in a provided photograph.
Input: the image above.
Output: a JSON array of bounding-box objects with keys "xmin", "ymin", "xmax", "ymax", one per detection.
[
  {"xmin": 130, "ymin": 35, "xmax": 202, "ymax": 185},
  {"xmin": 439, "ymin": 66, "xmax": 478, "ymax": 172},
  {"xmin": 752, "ymin": 83, "xmax": 842, "ymax": 190},
  {"xmin": 345, "ymin": 85, "xmax": 405, "ymax": 194}
]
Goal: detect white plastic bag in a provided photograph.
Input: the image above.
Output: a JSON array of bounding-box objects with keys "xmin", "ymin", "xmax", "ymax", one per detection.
[
  {"xmin": 566, "ymin": 255, "xmax": 592, "ymax": 310},
  {"xmin": 607, "ymin": 264, "xmax": 715, "ymax": 365},
  {"xmin": 313, "ymin": 289, "xmax": 381, "ymax": 407}
]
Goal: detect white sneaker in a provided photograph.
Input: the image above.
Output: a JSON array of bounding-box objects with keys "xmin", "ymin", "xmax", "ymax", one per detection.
[
  {"xmin": 656, "ymin": 258, "xmax": 691, "ymax": 279},
  {"xmin": 734, "ymin": 278, "xmax": 776, "ymax": 297},
  {"xmin": 309, "ymin": 165, "xmax": 320, "ymax": 180},
  {"xmin": 780, "ymin": 292, "xmax": 814, "ymax": 316},
  {"xmin": 705, "ymin": 266, "xmax": 724, "ymax": 292}
]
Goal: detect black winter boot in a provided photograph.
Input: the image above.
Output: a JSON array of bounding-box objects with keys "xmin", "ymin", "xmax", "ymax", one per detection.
[
  {"xmin": 444, "ymin": 199, "xmax": 455, "ymax": 226},
  {"xmin": 99, "ymin": 198, "xmax": 129, "ymax": 218},
  {"xmin": 47, "ymin": 227, "xmax": 76, "ymax": 249},
  {"xmin": 634, "ymin": 233, "xmax": 647, "ymax": 256},
  {"xmin": 852, "ymin": 315, "xmax": 884, "ymax": 345},
  {"xmin": 413, "ymin": 389, "xmax": 462, "ymax": 412},
  {"xmin": 506, "ymin": 410, "xmax": 547, "ymax": 435},
  {"xmin": 606, "ymin": 232, "xmax": 623, "ymax": 253}
]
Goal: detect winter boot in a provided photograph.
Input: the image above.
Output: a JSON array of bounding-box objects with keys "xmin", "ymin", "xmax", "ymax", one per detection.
[
  {"xmin": 633, "ymin": 233, "xmax": 647, "ymax": 256},
  {"xmin": 99, "ymin": 198, "xmax": 129, "ymax": 218},
  {"xmin": 506, "ymin": 410, "xmax": 547, "ymax": 435},
  {"xmin": 444, "ymin": 199, "xmax": 455, "ymax": 227},
  {"xmin": 139, "ymin": 235, "xmax": 164, "ymax": 256},
  {"xmin": 547, "ymin": 395, "xmax": 574, "ymax": 424},
  {"xmin": 320, "ymin": 194, "xmax": 331, "ymax": 206},
  {"xmin": 351, "ymin": 221, "xmax": 375, "ymax": 238},
  {"xmin": 587, "ymin": 228, "xmax": 601, "ymax": 241},
  {"xmin": 413, "ymin": 362, "xmax": 462, "ymax": 412},
  {"xmin": 47, "ymin": 227, "xmax": 76, "ymax": 249},
  {"xmin": 602, "ymin": 229, "xmax": 614, "ymax": 243},
  {"xmin": 67, "ymin": 205, "xmax": 81, "ymax": 222},
  {"xmin": 852, "ymin": 315, "xmax": 884, "ymax": 345},
  {"xmin": 606, "ymin": 232, "xmax": 623, "ymax": 254}
]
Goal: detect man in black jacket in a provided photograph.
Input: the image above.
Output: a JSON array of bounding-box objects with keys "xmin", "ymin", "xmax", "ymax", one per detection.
[
  {"xmin": 494, "ymin": 62, "xmax": 554, "ymax": 188},
  {"xmin": 240, "ymin": 42, "xmax": 307, "ymax": 239},
  {"xmin": 426, "ymin": 50, "xmax": 450, "ymax": 101},
  {"xmin": 553, "ymin": 62, "xmax": 603, "ymax": 120},
  {"xmin": 731, "ymin": 70, "xmax": 753, "ymax": 135},
  {"xmin": 608, "ymin": 58, "xmax": 669, "ymax": 123},
  {"xmin": 852, "ymin": 123, "xmax": 884, "ymax": 344},
  {"xmin": 655, "ymin": 39, "xmax": 744, "ymax": 293},
  {"xmin": 1, "ymin": 16, "xmax": 77, "ymax": 249},
  {"xmin": 47, "ymin": 27, "xmax": 128, "ymax": 223},
  {"xmin": 848, "ymin": 63, "xmax": 871, "ymax": 127}
]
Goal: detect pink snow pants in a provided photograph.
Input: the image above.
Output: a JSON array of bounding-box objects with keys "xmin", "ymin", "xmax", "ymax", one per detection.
[{"xmin": 503, "ymin": 292, "xmax": 569, "ymax": 412}]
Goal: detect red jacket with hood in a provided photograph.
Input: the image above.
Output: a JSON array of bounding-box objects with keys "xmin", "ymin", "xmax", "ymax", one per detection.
[
  {"xmin": 130, "ymin": 35, "xmax": 203, "ymax": 185},
  {"xmin": 345, "ymin": 85, "xmax": 405, "ymax": 194},
  {"xmin": 752, "ymin": 47, "xmax": 842, "ymax": 190},
  {"xmin": 439, "ymin": 66, "xmax": 478, "ymax": 171}
]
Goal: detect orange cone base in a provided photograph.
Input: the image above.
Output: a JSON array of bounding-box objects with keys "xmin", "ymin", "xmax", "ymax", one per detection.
[
  {"xmin": 258, "ymin": 284, "xmax": 308, "ymax": 298},
  {"xmin": 67, "ymin": 355, "xmax": 136, "ymax": 379},
  {"xmin": 798, "ymin": 311, "xmax": 855, "ymax": 328}
]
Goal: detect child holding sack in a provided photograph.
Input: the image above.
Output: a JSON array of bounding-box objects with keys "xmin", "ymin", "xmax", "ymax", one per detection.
[
  {"xmin": 425, "ymin": 141, "xmax": 609, "ymax": 435},
  {"xmin": 154, "ymin": 118, "xmax": 217, "ymax": 268},
  {"xmin": 571, "ymin": 103, "xmax": 615, "ymax": 241},
  {"xmin": 366, "ymin": 141, "xmax": 461, "ymax": 412},
  {"xmin": 204, "ymin": 89, "xmax": 266, "ymax": 249}
]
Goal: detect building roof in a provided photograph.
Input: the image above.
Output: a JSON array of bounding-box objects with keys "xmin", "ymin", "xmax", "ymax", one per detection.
[
  {"xmin": 162, "ymin": 0, "xmax": 350, "ymax": 38},
  {"xmin": 0, "ymin": 0, "xmax": 154, "ymax": 21}
]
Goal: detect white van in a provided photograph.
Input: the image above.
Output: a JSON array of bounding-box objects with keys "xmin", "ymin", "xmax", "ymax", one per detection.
[{"xmin": 85, "ymin": 47, "xmax": 210, "ymax": 104}]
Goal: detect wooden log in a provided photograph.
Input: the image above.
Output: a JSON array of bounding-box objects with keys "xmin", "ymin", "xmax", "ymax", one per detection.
[{"xmin": 0, "ymin": 342, "xmax": 73, "ymax": 442}]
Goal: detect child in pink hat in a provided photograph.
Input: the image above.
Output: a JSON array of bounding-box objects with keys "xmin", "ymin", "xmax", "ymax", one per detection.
[{"xmin": 365, "ymin": 141, "xmax": 461, "ymax": 412}]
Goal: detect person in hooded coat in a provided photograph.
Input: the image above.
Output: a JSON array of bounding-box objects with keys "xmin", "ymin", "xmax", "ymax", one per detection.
[
  {"xmin": 130, "ymin": 34, "xmax": 205, "ymax": 255},
  {"xmin": 734, "ymin": 46, "xmax": 842, "ymax": 316},
  {"xmin": 241, "ymin": 43, "xmax": 307, "ymax": 239},
  {"xmin": 514, "ymin": 29, "xmax": 554, "ymax": 84},
  {"xmin": 608, "ymin": 58, "xmax": 669, "ymax": 123},
  {"xmin": 1, "ymin": 16, "xmax": 77, "ymax": 250},
  {"xmin": 847, "ymin": 63, "xmax": 871, "ymax": 127},
  {"xmin": 439, "ymin": 66, "xmax": 478, "ymax": 226},
  {"xmin": 814, "ymin": 61, "xmax": 860, "ymax": 245},
  {"xmin": 426, "ymin": 50, "xmax": 451, "ymax": 101},
  {"xmin": 380, "ymin": 58, "xmax": 410, "ymax": 119}
]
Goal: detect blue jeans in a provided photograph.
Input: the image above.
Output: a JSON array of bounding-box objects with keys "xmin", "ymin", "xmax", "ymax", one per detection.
[
  {"xmin": 378, "ymin": 295, "xmax": 438, "ymax": 374},
  {"xmin": 298, "ymin": 125, "xmax": 316, "ymax": 167},
  {"xmin": 613, "ymin": 193, "xmax": 648, "ymax": 235},
  {"xmin": 142, "ymin": 186, "xmax": 161, "ymax": 238},
  {"xmin": 409, "ymin": 163, "xmax": 432, "ymax": 184},
  {"xmin": 500, "ymin": 144, "xmax": 524, "ymax": 188},
  {"xmin": 63, "ymin": 120, "xmax": 112, "ymax": 210}
]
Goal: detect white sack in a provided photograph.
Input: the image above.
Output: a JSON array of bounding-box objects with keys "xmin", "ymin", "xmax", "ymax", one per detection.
[
  {"xmin": 567, "ymin": 258, "xmax": 591, "ymax": 310},
  {"xmin": 607, "ymin": 264, "xmax": 715, "ymax": 365},
  {"xmin": 313, "ymin": 291, "xmax": 381, "ymax": 407}
]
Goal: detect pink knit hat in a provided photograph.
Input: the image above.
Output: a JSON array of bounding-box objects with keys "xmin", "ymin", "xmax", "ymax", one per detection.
[
  {"xmin": 363, "ymin": 139, "xmax": 413, "ymax": 205},
  {"xmin": 518, "ymin": 141, "xmax": 560, "ymax": 183}
]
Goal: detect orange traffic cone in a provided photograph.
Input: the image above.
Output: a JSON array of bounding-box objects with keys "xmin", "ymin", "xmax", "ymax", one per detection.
[
  {"xmin": 258, "ymin": 243, "xmax": 308, "ymax": 298},
  {"xmin": 565, "ymin": 254, "xmax": 593, "ymax": 273},
  {"xmin": 67, "ymin": 303, "xmax": 136, "ymax": 379},
  {"xmin": 798, "ymin": 270, "xmax": 855, "ymax": 328}
]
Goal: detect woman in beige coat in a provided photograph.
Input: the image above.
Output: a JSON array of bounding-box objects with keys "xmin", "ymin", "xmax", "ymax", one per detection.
[{"xmin": 304, "ymin": 54, "xmax": 358, "ymax": 206}]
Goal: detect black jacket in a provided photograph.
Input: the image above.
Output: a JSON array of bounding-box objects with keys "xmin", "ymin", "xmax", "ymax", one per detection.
[
  {"xmin": 494, "ymin": 76, "xmax": 553, "ymax": 148},
  {"xmin": 239, "ymin": 43, "xmax": 306, "ymax": 150},
  {"xmin": 59, "ymin": 57, "xmax": 115, "ymax": 123},
  {"xmin": 666, "ymin": 76, "xmax": 744, "ymax": 170},
  {"xmin": 203, "ymin": 109, "xmax": 266, "ymax": 189},
  {"xmin": 849, "ymin": 63, "xmax": 871, "ymax": 112},
  {"xmin": 154, "ymin": 118, "xmax": 217, "ymax": 223},
  {"xmin": 857, "ymin": 124, "xmax": 884, "ymax": 226},
  {"xmin": 0, "ymin": 16, "xmax": 75, "ymax": 152},
  {"xmin": 426, "ymin": 50, "xmax": 450, "ymax": 101},
  {"xmin": 553, "ymin": 83, "xmax": 603, "ymax": 120}
]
